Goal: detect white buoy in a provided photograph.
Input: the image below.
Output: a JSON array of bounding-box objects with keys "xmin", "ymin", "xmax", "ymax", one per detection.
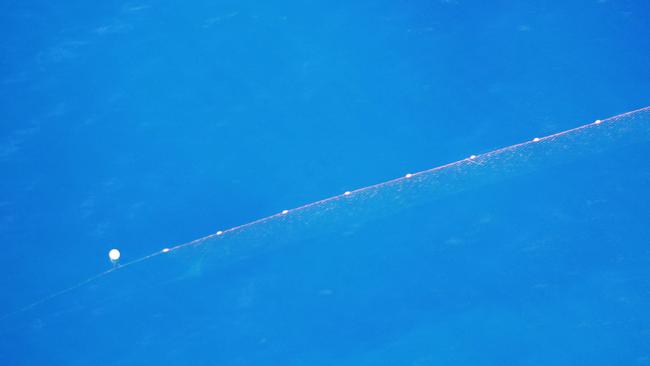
[{"xmin": 108, "ymin": 248, "xmax": 121, "ymax": 265}]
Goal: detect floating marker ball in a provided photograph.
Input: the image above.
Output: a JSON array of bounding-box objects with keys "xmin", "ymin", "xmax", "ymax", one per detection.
[{"xmin": 108, "ymin": 248, "xmax": 121, "ymax": 263}]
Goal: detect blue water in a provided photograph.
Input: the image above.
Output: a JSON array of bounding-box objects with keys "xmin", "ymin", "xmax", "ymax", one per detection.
[{"xmin": 2, "ymin": 1, "xmax": 650, "ymax": 364}]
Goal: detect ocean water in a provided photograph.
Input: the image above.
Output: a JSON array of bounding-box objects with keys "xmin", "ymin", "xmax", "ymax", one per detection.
[{"xmin": 1, "ymin": 1, "xmax": 650, "ymax": 365}]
